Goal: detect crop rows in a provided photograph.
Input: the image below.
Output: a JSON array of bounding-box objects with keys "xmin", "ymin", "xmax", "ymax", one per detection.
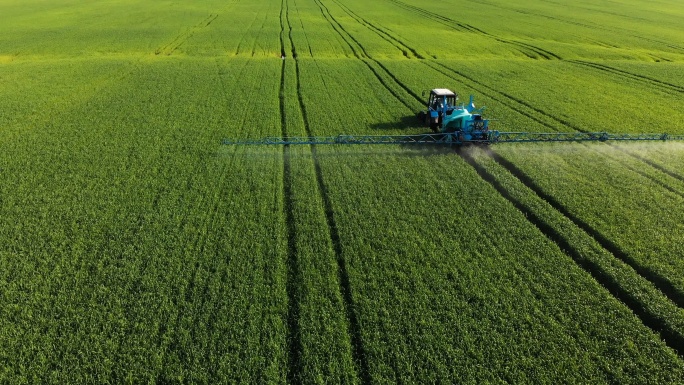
[
  {"xmin": 0, "ymin": 56, "xmax": 293, "ymax": 382},
  {"xmin": 464, "ymin": 145, "xmax": 684, "ymax": 350},
  {"xmin": 313, "ymin": 145, "xmax": 684, "ymax": 382},
  {"xmin": 2, "ymin": 0, "xmax": 684, "ymax": 382},
  {"xmin": 494, "ymin": 144, "xmax": 684, "ymax": 301}
]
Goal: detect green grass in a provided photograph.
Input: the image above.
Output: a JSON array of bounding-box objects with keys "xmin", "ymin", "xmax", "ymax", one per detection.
[
  {"xmin": 496, "ymin": 143, "xmax": 684, "ymax": 299},
  {"xmin": 2, "ymin": 0, "xmax": 684, "ymax": 382}
]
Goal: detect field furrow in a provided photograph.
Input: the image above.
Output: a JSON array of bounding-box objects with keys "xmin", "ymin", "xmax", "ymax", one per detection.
[
  {"xmin": 569, "ymin": 60, "xmax": 684, "ymax": 95},
  {"xmin": 305, "ymin": 0, "xmax": 422, "ymax": 113},
  {"xmin": 278, "ymin": 3, "xmax": 366, "ymax": 381},
  {"xmin": 0, "ymin": 57, "xmax": 292, "ymax": 382},
  {"xmin": 315, "ymin": 146, "xmax": 684, "ymax": 383},
  {"xmin": 4, "ymin": 0, "xmax": 684, "ymax": 382},
  {"xmin": 496, "ymin": 144, "xmax": 684, "ymax": 304},
  {"xmin": 586, "ymin": 144, "xmax": 684, "ymax": 199},
  {"xmin": 464, "ymin": 146, "xmax": 684, "ymax": 355},
  {"xmin": 614, "ymin": 143, "xmax": 684, "ymax": 181},
  {"xmin": 383, "ymin": 0, "xmax": 563, "ymax": 60}
]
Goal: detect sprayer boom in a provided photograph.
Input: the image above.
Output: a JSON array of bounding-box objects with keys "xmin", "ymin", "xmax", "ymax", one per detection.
[{"xmin": 222, "ymin": 132, "xmax": 684, "ymax": 146}]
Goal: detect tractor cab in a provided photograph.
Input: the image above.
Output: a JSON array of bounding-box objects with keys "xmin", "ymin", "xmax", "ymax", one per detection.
[
  {"xmin": 418, "ymin": 88, "xmax": 490, "ymax": 138},
  {"xmin": 428, "ymin": 89, "xmax": 457, "ymax": 112},
  {"xmin": 419, "ymin": 88, "xmax": 458, "ymax": 132}
]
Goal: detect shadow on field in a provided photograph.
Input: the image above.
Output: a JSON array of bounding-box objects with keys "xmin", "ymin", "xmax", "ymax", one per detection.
[
  {"xmin": 370, "ymin": 114, "xmax": 423, "ymax": 131},
  {"xmin": 396, "ymin": 142, "xmax": 489, "ymax": 156},
  {"xmin": 396, "ymin": 143, "xmax": 456, "ymax": 155}
]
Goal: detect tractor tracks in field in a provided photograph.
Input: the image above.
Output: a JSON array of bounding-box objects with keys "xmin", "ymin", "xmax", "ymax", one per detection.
[
  {"xmin": 601, "ymin": 142, "xmax": 684, "ymax": 193},
  {"xmin": 615, "ymin": 147, "xmax": 684, "ymax": 183},
  {"xmin": 608, "ymin": 145, "xmax": 684, "ymax": 204},
  {"xmin": 329, "ymin": 0, "xmax": 684, "ymax": 118},
  {"xmin": 295, "ymin": 0, "xmax": 684, "ymax": 358},
  {"xmin": 383, "ymin": 0, "xmax": 561, "ymax": 60},
  {"xmin": 322, "ymin": 0, "xmax": 581, "ymax": 132},
  {"xmin": 475, "ymin": 0, "xmax": 684, "ymax": 54},
  {"xmin": 312, "ymin": 0, "xmax": 421, "ymax": 111},
  {"xmin": 329, "ymin": 0, "xmax": 423, "ymax": 59},
  {"xmin": 569, "ymin": 60, "xmax": 684, "ymax": 96},
  {"xmin": 484, "ymin": 150, "xmax": 684, "ymax": 310},
  {"xmin": 295, "ymin": 81, "xmax": 374, "ymax": 384},
  {"xmin": 291, "ymin": 2, "xmax": 372, "ymax": 381},
  {"xmin": 291, "ymin": 0, "xmax": 314, "ymax": 58},
  {"xmin": 458, "ymin": 148, "xmax": 684, "ymax": 357},
  {"xmin": 585, "ymin": 143, "xmax": 684, "ymax": 200},
  {"xmin": 619, "ymin": 161, "xmax": 684, "ymax": 200},
  {"xmin": 279, "ymin": 1, "xmax": 303, "ymax": 381},
  {"xmin": 281, "ymin": 0, "xmax": 371, "ymax": 382},
  {"xmin": 155, "ymin": 13, "xmax": 219, "ymax": 56}
]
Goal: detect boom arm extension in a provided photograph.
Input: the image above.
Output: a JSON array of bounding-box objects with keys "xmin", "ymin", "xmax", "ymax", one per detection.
[{"xmin": 222, "ymin": 132, "xmax": 684, "ymax": 146}]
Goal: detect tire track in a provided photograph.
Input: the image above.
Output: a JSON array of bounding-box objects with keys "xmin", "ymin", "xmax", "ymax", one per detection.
[
  {"xmin": 312, "ymin": 0, "xmax": 365, "ymax": 59},
  {"xmin": 487, "ymin": 149, "xmax": 684, "ymax": 309},
  {"xmin": 292, "ymin": 0, "xmax": 314, "ymax": 58},
  {"xmin": 279, "ymin": 0, "xmax": 287, "ymax": 57},
  {"xmin": 424, "ymin": 61, "xmax": 578, "ymax": 131},
  {"xmin": 286, "ymin": 1, "xmax": 371, "ymax": 382},
  {"xmin": 619, "ymin": 162, "xmax": 684, "ymax": 200},
  {"xmin": 155, "ymin": 14, "xmax": 218, "ymax": 56},
  {"xmin": 582, "ymin": 143, "xmax": 684, "ymax": 200},
  {"xmin": 234, "ymin": 12, "xmax": 260, "ymax": 56},
  {"xmin": 325, "ymin": 0, "xmax": 576, "ymax": 131},
  {"xmin": 312, "ymin": 0, "xmax": 421, "ymax": 111},
  {"xmin": 458, "ymin": 148, "xmax": 684, "ymax": 357},
  {"xmin": 330, "ymin": 0, "xmax": 423, "ymax": 59},
  {"xmin": 279, "ymin": 1, "xmax": 303, "ymax": 380},
  {"xmin": 383, "ymin": 0, "xmax": 562, "ymax": 60},
  {"xmin": 612, "ymin": 146, "xmax": 684, "ymax": 183},
  {"xmin": 569, "ymin": 60, "xmax": 684, "ymax": 95},
  {"xmin": 314, "ymin": 0, "xmax": 364, "ymax": 59},
  {"xmin": 475, "ymin": 0, "xmax": 684, "ymax": 53}
]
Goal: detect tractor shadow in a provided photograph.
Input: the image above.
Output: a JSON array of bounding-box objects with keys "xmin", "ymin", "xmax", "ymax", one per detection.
[
  {"xmin": 369, "ymin": 113, "xmax": 456, "ymax": 155},
  {"xmin": 367, "ymin": 113, "xmax": 459, "ymax": 155},
  {"xmin": 370, "ymin": 114, "xmax": 424, "ymax": 131}
]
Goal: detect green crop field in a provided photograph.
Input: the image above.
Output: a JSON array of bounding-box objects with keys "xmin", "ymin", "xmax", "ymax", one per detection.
[{"xmin": 2, "ymin": 0, "xmax": 684, "ymax": 383}]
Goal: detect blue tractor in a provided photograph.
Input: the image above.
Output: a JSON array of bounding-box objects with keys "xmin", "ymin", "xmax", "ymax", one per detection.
[
  {"xmin": 418, "ymin": 88, "xmax": 492, "ymax": 141},
  {"xmin": 224, "ymin": 87, "xmax": 684, "ymax": 146}
]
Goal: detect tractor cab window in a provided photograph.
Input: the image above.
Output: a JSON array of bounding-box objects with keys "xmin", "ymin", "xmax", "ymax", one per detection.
[
  {"xmin": 429, "ymin": 93, "xmax": 457, "ymax": 110},
  {"xmin": 429, "ymin": 94, "xmax": 440, "ymax": 110}
]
